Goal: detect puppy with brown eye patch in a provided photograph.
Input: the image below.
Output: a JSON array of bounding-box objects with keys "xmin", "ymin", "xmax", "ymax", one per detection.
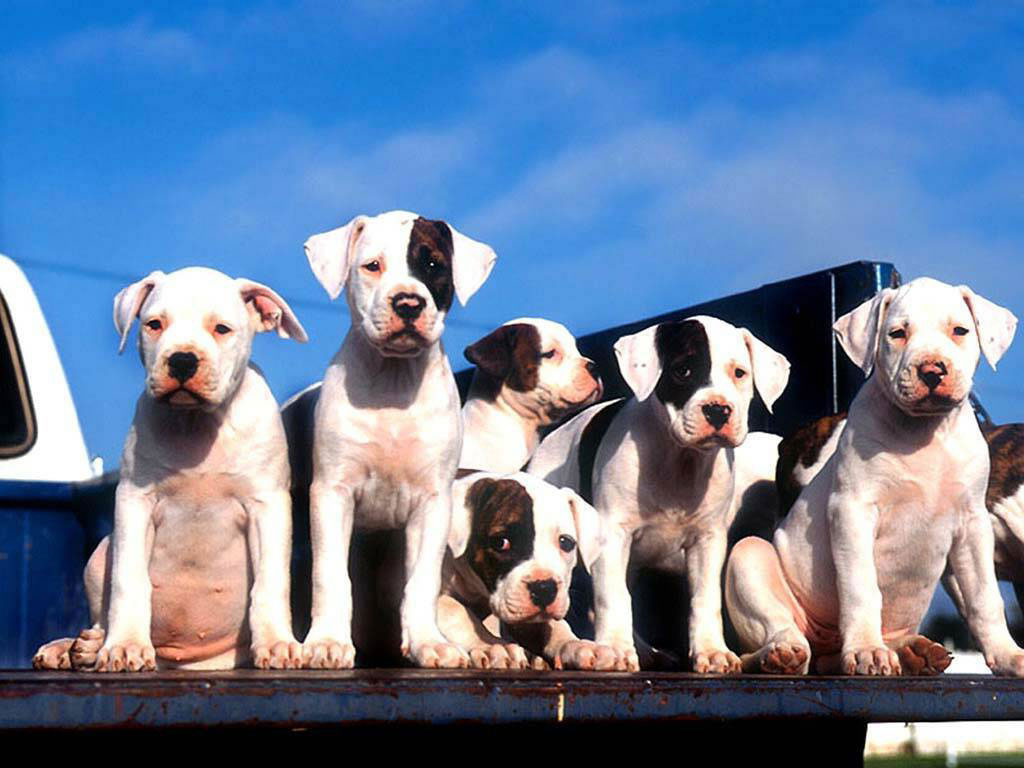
[
  {"xmin": 438, "ymin": 471, "xmax": 617, "ymax": 670},
  {"xmin": 460, "ymin": 318, "xmax": 603, "ymax": 474},
  {"xmin": 528, "ymin": 316, "xmax": 790, "ymax": 673}
]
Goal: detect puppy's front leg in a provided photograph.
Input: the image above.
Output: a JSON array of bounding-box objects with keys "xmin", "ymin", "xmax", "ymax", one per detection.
[
  {"xmin": 512, "ymin": 619, "xmax": 621, "ymax": 671},
  {"xmin": 437, "ymin": 595, "xmax": 528, "ymax": 669},
  {"xmin": 686, "ymin": 530, "xmax": 740, "ymax": 674},
  {"xmin": 829, "ymin": 495, "xmax": 900, "ymax": 675},
  {"xmin": 247, "ymin": 488, "xmax": 303, "ymax": 669},
  {"xmin": 96, "ymin": 483, "xmax": 156, "ymax": 672},
  {"xmin": 592, "ymin": 525, "xmax": 640, "ymax": 671},
  {"xmin": 304, "ymin": 481, "xmax": 357, "ymax": 669},
  {"xmin": 403, "ymin": 494, "xmax": 469, "ymax": 668},
  {"xmin": 950, "ymin": 501, "xmax": 1024, "ymax": 676}
]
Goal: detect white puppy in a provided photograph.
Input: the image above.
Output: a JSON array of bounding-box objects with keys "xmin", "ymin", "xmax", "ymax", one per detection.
[
  {"xmin": 33, "ymin": 267, "xmax": 307, "ymax": 671},
  {"xmin": 529, "ymin": 316, "xmax": 790, "ymax": 672},
  {"xmin": 438, "ymin": 471, "xmax": 618, "ymax": 669},
  {"xmin": 460, "ymin": 318, "xmax": 602, "ymax": 473},
  {"xmin": 726, "ymin": 277, "xmax": 1024, "ymax": 676},
  {"xmin": 302, "ymin": 210, "xmax": 496, "ymax": 668}
]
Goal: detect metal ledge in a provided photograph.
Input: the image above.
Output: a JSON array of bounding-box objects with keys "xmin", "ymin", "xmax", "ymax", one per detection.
[{"xmin": 3, "ymin": 671, "xmax": 1024, "ymax": 729}]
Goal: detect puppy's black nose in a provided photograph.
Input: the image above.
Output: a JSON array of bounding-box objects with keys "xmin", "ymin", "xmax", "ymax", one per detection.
[
  {"xmin": 918, "ymin": 361, "xmax": 948, "ymax": 391},
  {"xmin": 527, "ymin": 579, "xmax": 557, "ymax": 608},
  {"xmin": 702, "ymin": 403, "xmax": 732, "ymax": 430},
  {"xmin": 167, "ymin": 352, "xmax": 199, "ymax": 383},
  {"xmin": 392, "ymin": 292, "xmax": 426, "ymax": 321}
]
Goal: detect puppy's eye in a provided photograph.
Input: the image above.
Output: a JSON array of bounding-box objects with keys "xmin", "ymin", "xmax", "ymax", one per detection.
[
  {"xmin": 489, "ymin": 536, "xmax": 511, "ymax": 553},
  {"xmin": 540, "ymin": 350, "xmax": 556, "ymax": 360},
  {"xmin": 214, "ymin": 324, "xmax": 232, "ymax": 335},
  {"xmin": 672, "ymin": 366, "xmax": 691, "ymax": 381},
  {"xmin": 145, "ymin": 319, "xmax": 162, "ymax": 331},
  {"xmin": 734, "ymin": 368, "xmax": 747, "ymax": 379},
  {"xmin": 363, "ymin": 260, "xmax": 381, "ymax": 273},
  {"xmin": 558, "ymin": 535, "xmax": 576, "ymax": 553},
  {"xmin": 419, "ymin": 246, "xmax": 441, "ymax": 272},
  {"xmin": 953, "ymin": 326, "xmax": 970, "ymax": 337},
  {"xmin": 888, "ymin": 329, "xmax": 907, "ymax": 340}
]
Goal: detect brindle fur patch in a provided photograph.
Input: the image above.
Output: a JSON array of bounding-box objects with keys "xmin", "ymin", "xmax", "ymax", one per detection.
[
  {"xmin": 464, "ymin": 323, "xmax": 543, "ymax": 400},
  {"xmin": 464, "ymin": 477, "xmax": 535, "ymax": 592},
  {"xmin": 653, "ymin": 319, "xmax": 712, "ymax": 409},
  {"xmin": 985, "ymin": 423, "xmax": 1024, "ymax": 509},
  {"xmin": 776, "ymin": 411, "xmax": 847, "ymax": 515},
  {"xmin": 407, "ymin": 217, "xmax": 455, "ymax": 313}
]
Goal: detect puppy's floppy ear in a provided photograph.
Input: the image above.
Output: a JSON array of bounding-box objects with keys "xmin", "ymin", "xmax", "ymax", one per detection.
[
  {"xmin": 113, "ymin": 271, "xmax": 165, "ymax": 354},
  {"xmin": 448, "ymin": 222, "xmax": 497, "ymax": 306},
  {"xmin": 304, "ymin": 215, "xmax": 367, "ymax": 300},
  {"xmin": 449, "ymin": 474, "xmax": 484, "ymax": 559},
  {"xmin": 236, "ymin": 279, "xmax": 309, "ymax": 342},
  {"xmin": 833, "ymin": 288, "xmax": 896, "ymax": 376},
  {"xmin": 563, "ymin": 488, "xmax": 602, "ymax": 571},
  {"xmin": 739, "ymin": 329, "xmax": 790, "ymax": 413},
  {"xmin": 464, "ymin": 323, "xmax": 540, "ymax": 390},
  {"xmin": 959, "ymin": 286, "xmax": 1018, "ymax": 370},
  {"xmin": 613, "ymin": 324, "xmax": 661, "ymax": 401}
]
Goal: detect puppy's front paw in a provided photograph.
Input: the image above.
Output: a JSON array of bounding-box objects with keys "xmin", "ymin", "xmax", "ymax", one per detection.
[
  {"xmin": 841, "ymin": 646, "xmax": 901, "ymax": 676},
  {"xmin": 302, "ymin": 638, "xmax": 356, "ymax": 669},
  {"xmin": 253, "ymin": 640, "xmax": 304, "ymax": 669},
  {"xmin": 405, "ymin": 640, "xmax": 469, "ymax": 669},
  {"xmin": 749, "ymin": 640, "xmax": 810, "ymax": 675},
  {"xmin": 468, "ymin": 643, "xmax": 530, "ymax": 670},
  {"xmin": 556, "ymin": 640, "xmax": 621, "ymax": 671},
  {"xmin": 691, "ymin": 647, "xmax": 742, "ymax": 675},
  {"xmin": 33, "ymin": 638, "xmax": 75, "ymax": 670},
  {"xmin": 987, "ymin": 649, "xmax": 1024, "ymax": 677},
  {"xmin": 896, "ymin": 635, "xmax": 952, "ymax": 676},
  {"xmin": 96, "ymin": 640, "xmax": 156, "ymax": 672},
  {"xmin": 70, "ymin": 628, "xmax": 105, "ymax": 670}
]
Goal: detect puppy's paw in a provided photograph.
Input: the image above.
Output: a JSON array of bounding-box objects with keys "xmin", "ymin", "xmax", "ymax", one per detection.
[
  {"xmin": 752, "ymin": 641, "xmax": 810, "ymax": 675},
  {"xmin": 96, "ymin": 640, "xmax": 157, "ymax": 672},
  {"xmin": 556, "ymin": 640, "xmax": 621, "ymax": 671},
  {"xmin": 302, "ymin": 639, "xmax": 356, "ymax": 669},
  {"xmin": 896, "ymin": 635, "xmax": 952, "ymax": 676},
  {"xmin": 691, "ymin": 647, "xmax": 742, "ymax": 675},
  {"xmin": 405, "ymin": 640, "xmax": 470, "ymax": 669},
  {"xmin": 987, "ymin": 649, "xmax": 1024, "ymax": 677},
  {"xmin": 32, "ymin": 638, "xmax": 75, "ymax": 670},
  {"xmin": 841, "ymin": 645, "xmax": 901, "ymax": 676},
  {"xmin": 70, "ymin": 628, "xmax": 105, "ymax": 670},
  {"xmin": 468, "ymin": 643, "xmax": 530, "ymax": 670},
  {"xmin": 253, "ymin": 640, "xmax": 304, "ymax": 670}
]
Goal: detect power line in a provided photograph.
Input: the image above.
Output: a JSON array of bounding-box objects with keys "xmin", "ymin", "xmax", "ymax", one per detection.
[{"xmin": 12, "ymin": 255, "xmax": 498, "ymax": 332}]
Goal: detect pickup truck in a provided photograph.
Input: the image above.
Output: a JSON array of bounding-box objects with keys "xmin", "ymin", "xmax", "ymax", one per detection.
[{"xmin": 3, "ymin": 253, "xmax": 1023, "ymax": 757}]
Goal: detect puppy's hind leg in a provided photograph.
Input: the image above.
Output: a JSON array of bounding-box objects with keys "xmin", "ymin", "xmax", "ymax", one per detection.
[{"xmin": 725, "ymin": 537, "xmax": 810, "ymax": 675}]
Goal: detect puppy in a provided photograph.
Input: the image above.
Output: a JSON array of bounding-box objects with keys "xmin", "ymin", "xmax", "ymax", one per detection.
[
  {"xmin": 460, "ymin": 318, "xmax": 603, "ymax": 473},
  {"xmin": 438, "ymin": 471, "xmax": 616, "ymax": 669},
  {"xmin": 33, "ymin": 267, "xmax": 307, "ymax": 671},
  {"xmin": 302, "ymin": 210, "xmax": 496, "ymax": 668},
  {"xmin": 528, "ymin": 316, "xmax": 790, "ymax": 672},
  {"xmin": 778, "ymin": 413, "xmax": 1024, "ymax": 624},
  {"xmin": 726, "ymin": 277, "xmax": 1024, "ymax": 676}
]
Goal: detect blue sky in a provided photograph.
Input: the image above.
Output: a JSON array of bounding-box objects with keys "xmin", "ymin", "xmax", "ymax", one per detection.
[{"xmin": 3, "ymin": 1, "xmax": 1024, "ymax": 468}]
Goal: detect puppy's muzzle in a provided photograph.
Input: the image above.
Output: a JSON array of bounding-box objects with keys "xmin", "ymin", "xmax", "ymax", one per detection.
[
  {"xmin": 391, "ymin": 292, "xmax": 426, "ymax": 322},
  {"xmin": 701, "ymin": 402, "xmax": 732, "ymax": 431},
  {"xmin": 167, "ymin": 351, "xmax": 199, "ymax": 383},
  {"xmin": 917, "ymin": 360, "xmax": 948, "ymax": 392},
  {"xmin": 527, "ymin": 578, "xmax": 558, "ymax": 608}
]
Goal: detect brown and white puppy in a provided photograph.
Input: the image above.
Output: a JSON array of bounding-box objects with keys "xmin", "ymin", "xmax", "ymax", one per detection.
[
  {"xmin": 438, "ymin": 471, "xmax": 614, "ymax": 669},
  {"xmin": 775, "ymin": 412, "xmax": 849, "ymax": 516},
  {"xmin": 460, "ymin": 318, "xmax": 603, "ymax": 473},
  {"xmin": 726, "ymin": 277, "xmax": 1024, "ymax": 677},
  {"xmin": 33, "ymin": 267, "xmax": 307, "ymax": 671},
  {"xmin": 301, "ymin": 210, "xmax": 496, "ymax": 669},
  {"xmin": 528, "ymin": 316, "xmax": 790, "ymax": 672}
]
